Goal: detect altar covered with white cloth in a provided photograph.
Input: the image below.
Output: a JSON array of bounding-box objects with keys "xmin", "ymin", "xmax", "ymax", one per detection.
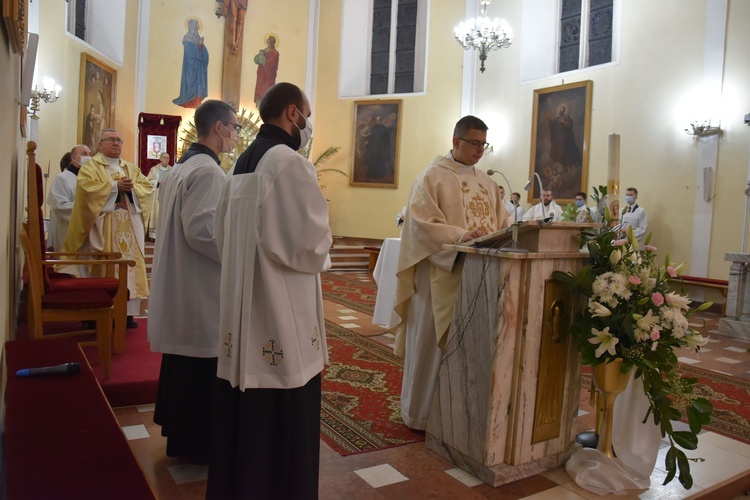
[{"xmin": 372, "ymin": 237, "xmax": 401, "ymax": 327}]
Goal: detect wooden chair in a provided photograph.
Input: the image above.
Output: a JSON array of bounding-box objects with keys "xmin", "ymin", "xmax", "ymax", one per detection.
[
  {"xmin": 19, "ymin": 229, "xmax": 130, "ymax": 379},
  {"xmin": 25, "ymin": 141, "xmax": 133, "ymax": 354}
]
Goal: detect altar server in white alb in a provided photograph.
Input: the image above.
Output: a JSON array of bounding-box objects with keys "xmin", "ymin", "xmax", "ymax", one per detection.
[
  {"xmin": 619, "ymin": 186, "xmax": 648, "ymax": 247},
  {"xmin": 392, "ymin": 115, "xmax": 512, "ymax": 431},
  {"xmin": 145, "ymin": 152, "xmax": 173, "ymax": 240},
  {"xmin": 47, "ymin": 144, "xmax": 91, "ymax": 252},
  {"xmin": 207, "ymin": 82, "xmax": 332, "ymax": 499},
  {"xmin": 148, "ymin": 99, "xmax": 236, "ymax": 464},
  {"xmin": 522, "ymin": 188, "xmax": 563, "ymax": 222}
]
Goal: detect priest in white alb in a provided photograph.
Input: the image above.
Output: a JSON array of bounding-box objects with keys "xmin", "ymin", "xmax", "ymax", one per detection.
[
  {"xmin": 148, "ymin": 99, "xmax": 236, "ymax": 464},
  {"xmin": 207, "ymin": 83, "xmax": 331, "ymax": 499},
  {"xmin": 392, "ymin": 115, "xmax": 512, "ymax": 431},
  {"xmin": 47, "ymin": 144, "xmax": 90, "ymax": 253}
]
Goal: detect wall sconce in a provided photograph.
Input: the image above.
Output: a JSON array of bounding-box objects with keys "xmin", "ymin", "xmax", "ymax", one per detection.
[
  {"xmin": 28, "ymin": 77, "xmax": 61, "ymax": 120},
  {"xmin": 685, "ymin": 120, "xmax": 721, "ymax": 137}
]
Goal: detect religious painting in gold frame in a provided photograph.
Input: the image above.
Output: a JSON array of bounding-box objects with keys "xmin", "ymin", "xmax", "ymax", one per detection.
[
  {"xmin": 528, "ymin": 80, "xmax": 592, "ymax": 204},
  {"xmin": 77, "ymin": 53, "xmax": 117, "ymax": 153},
  {"xmin": 350, "ymin": 99, "xmax": 401, "ymax": 189}
]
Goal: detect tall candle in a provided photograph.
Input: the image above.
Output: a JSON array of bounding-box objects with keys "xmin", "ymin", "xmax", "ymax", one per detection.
[
  {"xmin": 608, "ymin": 134, "xmax": 620, "ymax": 182},
  {"xmin": 607, "ymin": 134, "xmax": 620, "ymax": 222}
]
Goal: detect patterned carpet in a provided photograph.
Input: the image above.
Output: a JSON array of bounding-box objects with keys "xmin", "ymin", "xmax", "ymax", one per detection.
[
  {"xmin": 321, "ymin": 272, "xmax": 377, "ymax": 315},
  {"xmin": 320, "ymin": 321, "xmax": 424, "ymax": 456},
  {"xmin": 581, "ymin": 365, "xmax": 750, "ymax": 445},
  {"xmin": 682, "ymin": 364, "xmax": 750, "ymax": 444}
]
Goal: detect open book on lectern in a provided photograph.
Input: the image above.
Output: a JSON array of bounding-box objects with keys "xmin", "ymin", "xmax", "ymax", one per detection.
[{"xmin": 463, "ymin": 220, "xmax": 544, "ymax": 248}]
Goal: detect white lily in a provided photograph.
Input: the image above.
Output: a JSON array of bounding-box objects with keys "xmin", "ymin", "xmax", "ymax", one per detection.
[
  {"xmin": 684, "ymin": 331, "xmax": 709, "ymax": 350},
  {"xmin": 588, "ymin": 300, "xmax": 612, "ymax": 318},
  {"xmin": 636, "ymin": 309, "xmax": 660, "ymax": 331},
  {"xmin": 610, "ymin": 249, "xmax": 621, "ymax": 266},
  {"xmin": 665, "ymin": 292, "xmax": 691, "ymax": 310},
  {"xmin": 589, "ymin": 326, "xmax": 619, "ymax": 358}
]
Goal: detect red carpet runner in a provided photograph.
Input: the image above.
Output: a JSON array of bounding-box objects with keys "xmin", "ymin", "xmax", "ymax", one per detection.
[
  {"xmin": 320, "ymin": 320, "xmax": 425, "ymax": 455},
  {"xmin": 321, "ymin": 272, "xmax": 377, "ymax": 315}
]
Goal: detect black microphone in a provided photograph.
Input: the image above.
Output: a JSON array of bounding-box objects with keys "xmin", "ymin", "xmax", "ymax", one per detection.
[{"xmin": 16, "ymin": 362, "xmax": 82, "ymax": 377}]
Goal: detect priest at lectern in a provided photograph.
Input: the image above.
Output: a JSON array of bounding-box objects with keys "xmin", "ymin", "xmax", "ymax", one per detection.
[{"xmin": 391, "ymin": 115, "xmax": 512, "ymax": 430}]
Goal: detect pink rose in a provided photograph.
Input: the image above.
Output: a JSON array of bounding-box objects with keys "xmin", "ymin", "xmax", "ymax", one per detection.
[
  {"xmin": 650, "ymin": 327, "xmax": 661, "ymax": 341},
  {"xmin": 644, "ymin": 245, "xmax": 657, "ymax": 252},
  {"xmin": 652, "ymin": 292, "xmax": 664, "ymax": 306},
  {"xmin": 667, "ymin": 266, "xmax": 678, "ymax": 278},
  {"xmin": 629, "ymin": 276, "xmax": 642, "ymax": 285}
]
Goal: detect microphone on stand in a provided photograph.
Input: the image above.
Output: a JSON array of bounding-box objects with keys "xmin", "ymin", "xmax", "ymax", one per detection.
[
  {"xmin": 16, "ymin": 362, "xmax": 82, "ymax": 377},
  {"xmin": 487, "ymin": 169, "xmax": 517, "ymax": 225},
  {"xmin": 487, "ymin": 169, "xmax": 522, "ymax": 251}
]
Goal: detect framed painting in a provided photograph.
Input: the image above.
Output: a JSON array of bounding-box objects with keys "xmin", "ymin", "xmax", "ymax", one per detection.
[
  {"xmin": 528, "ymin": 80, "xmax": 592, "ymax": 203},
  {"xmin": 350, "ymin": 99, "xmax": 401, "ymax": 188},
  {"xmin": 77, "ymin": 53, "xmax": 117, "ymax": 153}
]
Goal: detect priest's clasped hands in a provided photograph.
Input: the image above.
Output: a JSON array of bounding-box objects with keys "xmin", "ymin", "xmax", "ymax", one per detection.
[{"xmin": 117, "ymin": 177, "xmax": 134, "ymax": 192}]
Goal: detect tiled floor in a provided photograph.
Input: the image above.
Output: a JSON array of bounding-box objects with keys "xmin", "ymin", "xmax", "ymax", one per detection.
[{"xmin": 114, "ymin": 271, "xmax": 750, "ymax": 499}]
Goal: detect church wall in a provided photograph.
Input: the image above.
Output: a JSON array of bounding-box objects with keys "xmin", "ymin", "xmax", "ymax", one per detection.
[
  {"xmin": 144, "ymin": 1, "xmax": 310, "ymax": 139},
  {"xmin": 469, "ymin": 0, "xmax": 750, "ymax": 280},
  {"xmin": 33, "ymin": 0, "xmax": 141, "ymax": 188},
  {"xmin": 313, "ymin": 0, "xmax": 468, "ymax": 239}
]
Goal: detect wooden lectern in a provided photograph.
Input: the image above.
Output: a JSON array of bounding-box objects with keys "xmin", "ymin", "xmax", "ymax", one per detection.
[{"xmin": 425, "ymin": 221, "xmax": 597, "ymax": 486}]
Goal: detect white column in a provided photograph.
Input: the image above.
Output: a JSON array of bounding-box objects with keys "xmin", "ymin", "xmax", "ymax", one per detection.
[
  {"xmin": 305, "ymin": 0, "xmax": 320, "ymax": 113},
  {"xmin": 133, "ymin": 0, "xmax": 150, "ymax": 160},
  {"xmin": 460, "ymin": 0, "xmax": 478, "ymax": 117},
  {"xmin": 689, "ymin": 0, "xmax": 727, "ymax": 278}
]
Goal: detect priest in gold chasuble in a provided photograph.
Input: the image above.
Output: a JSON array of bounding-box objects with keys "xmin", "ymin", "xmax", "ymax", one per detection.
[
  {"xmin": 62, "ymin": 128, "xmax": 152, "ymax": 318},
  {"xmin": 392, "ymin": 116, "xmax": 512, "ymax": 431}
]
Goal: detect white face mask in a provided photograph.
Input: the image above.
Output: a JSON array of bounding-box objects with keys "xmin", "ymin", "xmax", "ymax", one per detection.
[
  {"xmin": 78, "ymin": 155, "xmax": 92, "ymax": 166},
  {"xmin": 220, "ymin": 123, "xmax": 239, "ymax": 153},
  {"xmin": 294, "ymin": 111, "xmax": 313, "ymax": 150}
]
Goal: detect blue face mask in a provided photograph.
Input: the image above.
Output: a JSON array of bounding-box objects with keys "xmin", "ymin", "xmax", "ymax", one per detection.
[
  {"xmin": 575, "ymin": 200, "xmax": 584, "ymax": 208},
  {"xmin": 625, "ymin": 195, "xmax": 634, "ymax": 205}
]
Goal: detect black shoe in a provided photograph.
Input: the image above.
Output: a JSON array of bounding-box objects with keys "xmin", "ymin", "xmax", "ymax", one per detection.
[{"xmin": 126, "ymin": 316, "xmax": 139, "ymax": 329}]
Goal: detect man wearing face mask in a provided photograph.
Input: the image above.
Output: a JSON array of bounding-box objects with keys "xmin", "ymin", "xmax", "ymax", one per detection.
[
  {"xmin": 63, "ymin": 128, "xmax": 153, "ymax": 328},
  {"xmin": 47, "ymin": 144, "xmax": 91, "ymax": 253},
  {"xmin": 148, "ymin": 99, "xmax": 235, "ymax": 464},
  {"xmin": 573, "ymin": 191, "xmax": 599, "ymax": 223},
  {"xmin": 619, "ymin": 187, "xmax": 648, "ymax": 247},
  {"xmin": 208, "ymin": 82, "xmax": 331, "ymax": 499}
]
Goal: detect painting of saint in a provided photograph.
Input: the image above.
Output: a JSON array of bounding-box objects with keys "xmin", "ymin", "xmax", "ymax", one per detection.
[
  {"xmin": 529, "ymin": 81, "xmax": 592, "ymax": 202},
  {"xmin": 350, "ymin": 100, "xmax": 401, "ymax": 188},
  {"xmin": 253, "ymin": 34, "xmax": 280, "ymax": 107},
  {"xmin": 77, "ymin": 54, "xmax": 116, "ymax": 154},
  {"xmin": 173, "ymin": 18, "xmax": 209, "ymax": 109}
]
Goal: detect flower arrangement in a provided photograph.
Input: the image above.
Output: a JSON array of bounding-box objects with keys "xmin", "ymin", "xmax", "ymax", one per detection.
[{"xmin": 552, "ymin": 214, "xmax": 713, "ymax": 490}]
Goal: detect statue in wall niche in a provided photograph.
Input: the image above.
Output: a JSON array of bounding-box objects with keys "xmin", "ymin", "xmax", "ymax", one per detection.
[
  {"xmin": 173, "ymin": 18, "xmax": 209, "ymax": 109},
  {"xmin": 253, "ymin": 34, "xmax": 280, "ymax": 107}
]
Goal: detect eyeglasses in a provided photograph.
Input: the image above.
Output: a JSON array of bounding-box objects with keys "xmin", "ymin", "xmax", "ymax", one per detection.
[
  {"xmin": 458, "ymin": 137, "xmax": 490, "ymax": 150},
  {"xmin": 226, "ymin": 122, "xmax": 242, "ymax": 132},
  {"xmin": 102, "ymin": 137, "xmax": 124, "ymax": 144}
]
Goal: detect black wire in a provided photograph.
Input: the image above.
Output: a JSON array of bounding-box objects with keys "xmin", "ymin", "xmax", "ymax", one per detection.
[{"xmin": 441, "ymin": 232, "xmax": 514, "ymax": 363}]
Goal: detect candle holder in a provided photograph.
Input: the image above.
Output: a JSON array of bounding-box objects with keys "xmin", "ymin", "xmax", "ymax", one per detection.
[{"xmin": 28, "ymin": 80, "xmax": 61, "ymax": 120}]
